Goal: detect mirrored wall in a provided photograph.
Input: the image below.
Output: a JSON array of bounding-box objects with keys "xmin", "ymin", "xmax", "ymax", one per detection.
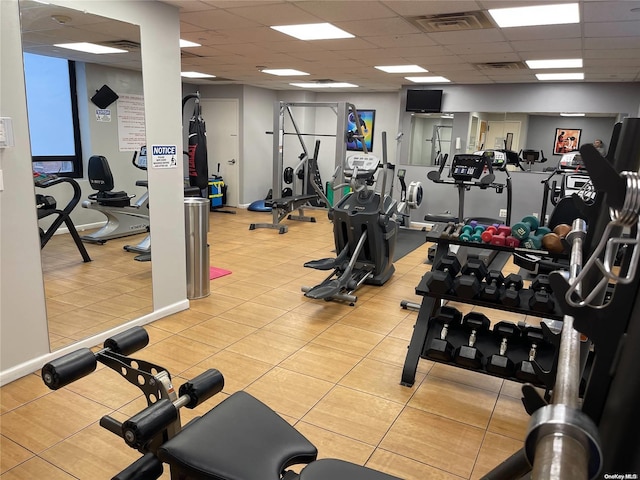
[
  {"xmin": 20, "ymin": 0, "xmax": 153, "ymax": 352},
  {"xmin": 405, "ymin": 111, "xmax": 620, "ymax": 171}
]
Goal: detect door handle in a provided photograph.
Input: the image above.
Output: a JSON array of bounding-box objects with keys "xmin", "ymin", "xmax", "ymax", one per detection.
[{"xmin": 228, "ymin": 159, "xmax": 236, "ymax": 165}]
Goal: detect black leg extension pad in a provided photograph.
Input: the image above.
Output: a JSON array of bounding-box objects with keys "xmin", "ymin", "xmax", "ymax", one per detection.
[{"xmin": 158, "ymin": 391, "xmax": 317, "ymax": 480}]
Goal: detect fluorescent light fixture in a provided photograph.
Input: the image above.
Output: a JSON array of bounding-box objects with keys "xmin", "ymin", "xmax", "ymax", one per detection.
[
  {"xmin": 180, "ymin": 39, "xmax": 201, "ymax": 48},
  {"xmin": 53, "ymin": 42, "xmax": 127, "ymax": 54},
  {"xmin": 289, "ymin": 82, "xmax": 358, "ymax": 88},
  {"xmin": 441, "ymin": 114, "xmax": 454, "ymax": 118},
  {"xmin": 561, "ymin": 113, "xmax": 586, "ymax": 117},
  {"xmin": 181, "ymin": 71, "xmax": 216, "ymax": 78},
  {"xmin": 536, "ymin": 72, "xmax": 584, "ymax": 81},
  {"xmin": 405, "ymin": 76, "xmax": 450, "ymax": 83},
  {"xmin": 489, "ymin": 3, "xmax": 579, "ymax": 28},
  {"xmin": 375, "ymin": 65, "xmax": 428, "ymax": 73},
  {"xmin": 526, "ymin": 59, "xmax": 583, "ymax": 69},
  {"xmin": 261, "ymin": 69, "xmax": 309, "ymax": 76},
  {"xmin": 271, "ymin": 23, "xmax": 354, "ymax": 41}
]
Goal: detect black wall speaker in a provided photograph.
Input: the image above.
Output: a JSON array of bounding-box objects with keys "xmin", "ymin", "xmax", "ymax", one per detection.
[{"xmin": 91, "ymin": 85, "xmax": 119, "ymax": 109}]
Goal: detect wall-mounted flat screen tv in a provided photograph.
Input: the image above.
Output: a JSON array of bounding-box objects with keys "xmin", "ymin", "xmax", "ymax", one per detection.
[{"xmin": 405, "ymin": 89, "xmax": 443, "ymax": 113}]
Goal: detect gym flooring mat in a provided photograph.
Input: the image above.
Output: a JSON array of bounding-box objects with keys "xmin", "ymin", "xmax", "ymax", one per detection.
[{"xmin": 394, "ymin": 228, "xmax": 427, "ymax": 261}]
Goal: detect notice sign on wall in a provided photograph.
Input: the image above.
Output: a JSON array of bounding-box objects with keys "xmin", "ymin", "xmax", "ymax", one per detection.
[
  {"xmin": 151, "ymin": 145, "xmax": 178, "ymax": 169},
  {"xmin": 96, "ymin": 109, "xmax": 111, "ymax": 122}
]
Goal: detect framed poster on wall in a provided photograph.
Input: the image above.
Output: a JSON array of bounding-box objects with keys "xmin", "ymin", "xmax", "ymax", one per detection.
[
  {"xmin": 554, "ymin": 128, "xmax": 581, "ymax": 155},
  {"xmin": 347, "ymin": 109, "xmax": 375, "ymax": 152}
]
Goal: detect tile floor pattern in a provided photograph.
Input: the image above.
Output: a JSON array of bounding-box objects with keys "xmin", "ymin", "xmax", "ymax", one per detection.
[{"xmin": 1, "ymin": 208, "xmax": 541, "ymax": 479}]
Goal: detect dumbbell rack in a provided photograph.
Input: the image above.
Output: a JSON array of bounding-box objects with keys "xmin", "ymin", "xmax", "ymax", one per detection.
[
  {"xmin": 401, "ymin": 222, "xmax": 568, "ymax": 387},
  {"xmin": 422, "ymin": 308, "xmax": 559, "ymax": 389}
]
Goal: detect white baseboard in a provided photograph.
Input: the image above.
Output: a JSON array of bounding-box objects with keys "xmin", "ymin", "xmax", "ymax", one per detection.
[
  {"xmin": 51, "ymin": 221, "xmax": 106, "ymax": 236},
  {"xmin": 0, "ymin": 300, "xmax": 189, "ymax": 386}
]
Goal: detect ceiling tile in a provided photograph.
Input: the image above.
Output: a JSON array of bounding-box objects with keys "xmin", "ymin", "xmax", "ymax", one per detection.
[
  {"xmin": 510, "ymin": 38, "xmax": 582, "ymax": 52},
  {"xmin": 585, "ymin": 21, "xmax": 640, "ymax": 38},
  {"xmin": 362, "ymin": 34, "xmax": 437, "ymax": 48},
  {"xmin": 584, "ymin": 37, "xmax": 640, "ymax": 49},
  {"xmin": 383, "ymin": 0, "xmax": 483, "ymax": 16},
  {"xmin": 224, "ymin": 2, "xmax": 321, "ymax": 26},
  {"xmin": 583, "ymin": 1, "xmax": 640, "ymax": 22},
  {"xmin": 500, "ymin": 24, "xmax": 581, "ymax": 41},
  {"xmin": 427, "ymin": 28, "xmax": 504, "ymax": 45},
  {"xmin": 335, "ymin": 17, "xmax": 421, "ymax": 37},
  {"xmin": 446, "ymin": 42, "xmax": 514, "ymax": 55},
  {"xmin": 297, "ymin": 1, "xmax": 397, "ymax": 22},
  {"xmin": 179, "ymin": 9, "xmax": 261, "ymax": 29}
]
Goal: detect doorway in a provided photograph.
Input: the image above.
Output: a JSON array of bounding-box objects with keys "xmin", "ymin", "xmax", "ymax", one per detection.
[{"xmin": 200, "ymin": 98, "xmax": 240, "ymax": 207}]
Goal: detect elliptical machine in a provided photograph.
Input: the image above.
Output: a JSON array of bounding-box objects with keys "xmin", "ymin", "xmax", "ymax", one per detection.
[{"xmin": 302, "ymin": 132, "xmax": 397, "ymax": 305}]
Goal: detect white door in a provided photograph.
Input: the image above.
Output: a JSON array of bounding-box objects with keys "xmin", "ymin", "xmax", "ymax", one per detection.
[
  {"xmin": 486, "ymin": 121, "xmax": 521, "ymax": 151},
  {"xmin": 200, "ymin": 99, "xmax": 240, "ymax": 207}
]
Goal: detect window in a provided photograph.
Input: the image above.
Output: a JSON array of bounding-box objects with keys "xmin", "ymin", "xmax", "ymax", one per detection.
[{"xmin": 23, "ymin": 53, "xmax": 83, "ymax": 177}]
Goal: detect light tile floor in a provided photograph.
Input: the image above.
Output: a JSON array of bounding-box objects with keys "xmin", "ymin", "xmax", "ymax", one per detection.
[{"xmin": 1, "ymin": 208, "xmax": 537, "ymax": 479}]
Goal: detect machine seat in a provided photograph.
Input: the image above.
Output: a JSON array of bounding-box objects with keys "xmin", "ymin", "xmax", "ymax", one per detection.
[
  {"xmin": 87, "ymin": 155, "xmax": 133, "ymax": 207},
  {"xmin": 157, "ymin": 391, "xmax": 318, "ymax": 480},
  {"xmin": 300, "ymin": 459, "xmax": 401, "ymax": 480}
]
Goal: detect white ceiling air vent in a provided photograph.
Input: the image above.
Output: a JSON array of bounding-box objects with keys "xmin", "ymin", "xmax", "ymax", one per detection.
[
  {"xmin": 475, "ymin": 62, "xmax": 528, "ymax": 70},
  {"xmin": 103, "ymin": 40, "xmax": 141, "ymax": 51},
  {"xmin": 410, "ymin": 11, "xmax": 494, "ymax": 32}
]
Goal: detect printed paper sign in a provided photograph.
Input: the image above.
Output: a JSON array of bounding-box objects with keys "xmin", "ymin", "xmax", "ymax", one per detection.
[
  {"xmin": 151, "ymin": 145, "xmax": 178, "ymax": 169},
  {"xmin": 96, "ymin": 109, "xmax": 111, "ymax": 122}
]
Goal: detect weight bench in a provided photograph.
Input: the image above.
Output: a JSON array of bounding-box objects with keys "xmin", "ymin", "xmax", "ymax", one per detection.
[
  {"xmin": 41, "ymin": 326, "xmax": 400, "ymax": 480},
  {"xmin": 249, "ymin": 194, "xmax": 318, "ymax": 234}
]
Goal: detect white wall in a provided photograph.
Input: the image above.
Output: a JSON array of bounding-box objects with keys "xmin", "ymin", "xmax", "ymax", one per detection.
[{"xmin": 0, "ymin": 0, "xmax": 187, "ymax": 385}]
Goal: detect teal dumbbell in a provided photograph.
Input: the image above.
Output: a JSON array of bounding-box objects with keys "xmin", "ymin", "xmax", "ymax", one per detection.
[
  {"xmin": 511, "ymin": 215, "xmax": 540, "ymax": 241},
  {"xmin": 460, "ymin": 224, "xmax": 485, "ymax": 242},
  {"xmin": 522, "ymin": 227, "xmax": 552, "ymax": 249}
]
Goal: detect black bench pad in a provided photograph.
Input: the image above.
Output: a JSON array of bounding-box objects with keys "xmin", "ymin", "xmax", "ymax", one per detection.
[
  {"xmin": 157, "ymin": 391, "xmax": 317, "ymax": 480},
  {"xmin": 266, "ymin": 194, "xmax": 317, "ymax": 209},
  {"xmin": 300, "ymin": 459, "xmax": 402, "ymax": 480}
]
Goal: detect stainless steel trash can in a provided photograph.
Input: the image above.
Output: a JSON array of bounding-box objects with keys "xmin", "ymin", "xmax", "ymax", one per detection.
[{"xmin": 184, "ymin": 197, "xmax": 210, "ymax": 299}]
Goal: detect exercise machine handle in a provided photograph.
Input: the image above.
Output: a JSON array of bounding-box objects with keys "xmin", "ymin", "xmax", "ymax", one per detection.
[
  {"xmin": 178, "ymin": 368, "xmax": 224, "ymax": 408},
  {"xmin": 104, "ymin": 326, "xmax": 149, "ymax": 355}
]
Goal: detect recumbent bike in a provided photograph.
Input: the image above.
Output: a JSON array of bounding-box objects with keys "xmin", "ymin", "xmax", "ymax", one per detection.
[
  {"xmin": 302, "ymin": 132, "xmax": 397, "ymax": 305},
  {"xmin": 41, "ymin": 326, "xmax": 400, "ymax": 480}
]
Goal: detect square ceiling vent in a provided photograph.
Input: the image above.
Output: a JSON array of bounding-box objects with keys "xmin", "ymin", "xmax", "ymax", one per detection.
[{"xmin": 409, "ymin": 11, "xmax": 494, "ymax": 32}]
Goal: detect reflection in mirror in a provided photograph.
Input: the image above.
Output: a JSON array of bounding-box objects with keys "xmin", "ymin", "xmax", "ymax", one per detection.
[
  {"xmin": 20, "ymin": 1, "xmax": 152, "ymax": 352},
  {"xmin": 406, "ymin": 111, "xmax": 621, "ymax": 172},
  {"xmin": 407, "ymin": 113, "xmax": 454, "ymax": 166}
]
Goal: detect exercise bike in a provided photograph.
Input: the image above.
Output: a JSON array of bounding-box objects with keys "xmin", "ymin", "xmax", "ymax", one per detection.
[
  {"xmin": 301, "ymin": 132, "xmax": 397, "ymax": 305},
  {"xmin": 41, "ymin": 326, "xmax": 400, "ymax": 480},
  {"xmin": 81, "ymin": 150, "xmax": 150, "ymax": 244}
]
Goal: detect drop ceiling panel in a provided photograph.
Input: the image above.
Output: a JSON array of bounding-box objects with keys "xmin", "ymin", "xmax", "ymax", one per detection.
[
  {"xmin": 407, "ymin": 55, "xmax": 468, "ymax": 66},
  {"xmin": 457, "ymin": 53, "xmax": 521, "ymax": 63},
  {"xmin": 584, "ymin": 37, "xmax": 640, "ymax": 49},
  {"xmin": 585, "ymin": 21, "xmax": 640, "ymax": 38},
  {"xmin": 334, "ymin": 17, "xmax": 421, "ymax": 37},
  {"xmin": 510, "ymin": 38, "xmax": 582, "ymax": 52},
  {"xmin": 585, "ymin": 48, "xmax": 640, "ymax": 59},
  {"xmin": 500, "ymin": 24, "xmax": 581, "ymax": 41},
  {"xmin": 362, "ymin": 33, "xmax": 438, "ymax": 48},
  {"xmin": 427, "ymin": 28, "xmax": 505, "ymax": 45},
  {"xmin": 297, "ymin": 1, "xmax": 397, "ymax": 22},
  {"xmin": 163, "ymin": 1, "xmax": 218, "ymax": 12},
  {"xmin": 521, "ymin": 50, "xmax": 583, "ymax": 61},
  {"xmin": 179, "ymin": 9, "xmax": 261, "ymax": 29},
  {"xmin": 446, "ymin": 42, "xmax": 514, "ymax": 55},
  {"xmin": 383, "ymin": 0, "xmax": 482, "ymax": 17},
  {"xmin": 225, "ymin": 3, "xmax": 321, "ymax": 25},
  {"xmin": 583, "ymin": 1, "xmax": 640, "ymax": 22}
]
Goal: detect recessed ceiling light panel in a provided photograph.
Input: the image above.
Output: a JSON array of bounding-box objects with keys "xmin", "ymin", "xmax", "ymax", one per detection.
[
  {"xmin": 561, "ymin": 113, "xmax": 586, "ymax": 116},
  {"xmin": 181, "ymin": 71, "xmax": 216, "ymax": 78},
  {"xmin": 262, "ymin": 69, "xmax": 309, "ymax": 76},
  {"xmin": 289, "ymin": 82, "xmax": 358, "ymax": 88},
  {"xmin": 271, "ymin": 23, "xmax": 354, "ymax": 41},
  {"xmin": 405, "ymin": 76, "xmax": 450, "ymax": 83},
  {"xmin": 375, "ymin": 65, "xmax": 428, "ymax": 73},
  {"xmin": 526, "ymin": 59, "xmax": 583, "ymax": 69},
  {"xmin": 536, "ymin": 73, "xmax": 584, "ymax": 81},
  {"xmin": 489, "ymin": 3, "xmax": 579, "ymax": 28},
  {"xmin": 53, "ymin": 42, "xmax": 127, "ymax": 54}
]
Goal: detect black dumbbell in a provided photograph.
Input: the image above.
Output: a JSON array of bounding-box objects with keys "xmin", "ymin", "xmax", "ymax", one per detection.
[
  {"xmin": 515, "ymin": 327, "xmax": 545, "ymax": 383},
  {"xmin": 528, "ymin": 275, "xmax": 555, "ymax": 313},
  {"xmin": 500, "ymin": 273, "xmax": 524, "ymax": 307},
  {"xmin": 425, "ymin": 306, "xmax": 463, "ymax": 362},
  {"xmin": 453, "ymin": 258, "xmax": 488, "ymax": 299},
  {"xmin": 425, "ymin": 254, "xmax": 461, "ymax": 295},
  {"xmin": 486, "ymin": 321, "xmax": 520, "ymax": 377},
  {"xmin": 454, "ymin": 312, "xmax": 490, "ymax": 369},
  {"xmin": 481, "ymin": 271, "xmax": 505, "ymax": 302}
]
